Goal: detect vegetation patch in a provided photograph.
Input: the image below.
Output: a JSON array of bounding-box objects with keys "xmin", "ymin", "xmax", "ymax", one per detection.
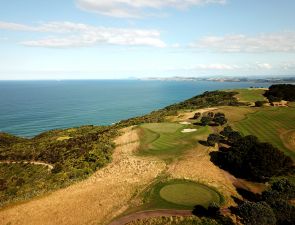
[{"xmin": 126, "ymin": 216, "xmax": 220, "ymax": 225}]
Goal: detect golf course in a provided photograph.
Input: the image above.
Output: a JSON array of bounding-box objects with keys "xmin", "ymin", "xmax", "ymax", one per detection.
[{"xmin": 1, "ymin": 87, "xmax": 294, "ymax": 225}]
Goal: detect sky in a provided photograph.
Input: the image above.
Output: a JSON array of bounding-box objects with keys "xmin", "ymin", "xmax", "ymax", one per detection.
[{"xmin": 0, "ymin": 0, "xmax": 295, "ymax": 80}]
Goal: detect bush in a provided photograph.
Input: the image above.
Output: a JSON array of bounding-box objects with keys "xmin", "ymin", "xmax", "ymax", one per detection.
[
  {"xmin": 207, "ymin": 134, "xmax": 220, "ymax": 146},
  {"xmin": 237, "ymin": 201, "xmax": 276, "ymax": 225},
  {"xmin": 254, "ymin": 101, "xmax": 265, "ymax": 107}
]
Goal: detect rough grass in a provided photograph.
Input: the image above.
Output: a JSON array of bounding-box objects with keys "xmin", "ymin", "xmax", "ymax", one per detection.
[
  {"xmin": 0, "ymin": 127, "xmax": 166, "ymax": 225},
  {"xmin": 0, "ymin": 163, "xmax": 52, "ymax": 206},
  {"xmin": 234, "ymin": 107, "xmax": 295, "ymax": 159},
  {"xmin": 126, "ymin": 216, "xmax": 219, "ymax": 225},
  {"xmin": 211, "ymin": 106, "xmax": 257, "ymax": 124},
  {"xmin": 232, "ymin": 89, "xmax": 267, "ymax": 103},
  {"xmin": 138, "ymin": 123, "xmax": 210, "ymax": 162}
]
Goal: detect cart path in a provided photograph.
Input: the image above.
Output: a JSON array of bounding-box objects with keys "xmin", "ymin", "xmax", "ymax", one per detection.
[
  {"xmin": 108, "ymin": 210, "xmax": 193, "ymax": 225},
  {"xmin": 0, "ymin": 160, "xmax": 53, "ymax": 170}
]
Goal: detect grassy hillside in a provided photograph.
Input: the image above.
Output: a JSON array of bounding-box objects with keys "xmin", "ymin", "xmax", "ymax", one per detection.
[
  {"xmin": 0, "ymin": 126, "xmax": 118, "ymax": 206},
  {"xmin": 235, "ymin": 107, "xmax": 295, "ymax": 158},
  {"xmin": 230, "ymin": 88, "xmax": 267, "ymax": 103}
]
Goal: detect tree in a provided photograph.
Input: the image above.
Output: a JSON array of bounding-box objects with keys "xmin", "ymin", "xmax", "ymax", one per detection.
[
  {"xmin": 264, "ymin": 84, "xmax": 295, "ymax": 102},
  {"xmin": 201, "ymin": 116, "xmax": 212, "ymax": 126},
  {"xmin": 238, "ymin": 201, "xmax": 276, "ymax": 225},
  {"xmin": 255, "ymin": 101, "xmax": 264, "ymax": 107},
  {"xmin": 208, "ymin": 112, "xmax": 214, "ymax": 118},
  {"xmin": 213, "ymin": 116, "xmax": 227, "ymax": 126},
  {"xmin": 191, "ymin": 112, "xmax": 201, "ymax": 119},
  {"xmin": 227, "ymin": 131, "xmax": 242, "ymax": 144},
  {"xmin": 260, "ymin": 179, "xmax": 295, "ymax": 225},
  {"xmin": 207, "ymin": 134, "xmax": 220, "ymax": 146},
  {"xmin": 220, "ymin": 126, "xmax": 233, "ymax": 138}
]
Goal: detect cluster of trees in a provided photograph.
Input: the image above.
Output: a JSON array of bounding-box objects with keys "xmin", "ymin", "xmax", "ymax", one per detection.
[
  {"xmin": 210, "ymin": 126, "xmax": 294, "ymax": 181},
  {"xmin": 237, "ymin": 178, "xmax": 295, "ymax": 225},
  {"xmin": 165, "ymin": 91, "xmax": 245, "ymax": 111},
  {"xmin": 117, "ymin": 91, "xmax": 244, "ymax": 128},
  {"xmin": 192, "ymin": 178, "xmax": 295, "ymax": 225},
  {"xmin": 201, "ymin": 112, "xmax": 227, "ymax": 126},
  {"xmin": 264, "ymin": 84, "xmax": 295, "ymax": 102}
]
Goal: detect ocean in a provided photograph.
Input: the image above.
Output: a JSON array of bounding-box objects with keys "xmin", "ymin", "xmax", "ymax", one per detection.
[{"xmin": 0, "ymin": 80, "xmax": 270, "ymax": 137}]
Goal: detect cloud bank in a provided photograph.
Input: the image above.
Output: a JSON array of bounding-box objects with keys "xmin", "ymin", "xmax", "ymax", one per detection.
[
  {"xmin": 76, "ymin": 0, "xmax": 226, "ymax": 18},
  {"xmin": 191, "ymin": 32, "xmax": 295, "ymax": 53},
  {"xmin": 0, "ymin": 21, "xmax": 166, "ymax": 48}
]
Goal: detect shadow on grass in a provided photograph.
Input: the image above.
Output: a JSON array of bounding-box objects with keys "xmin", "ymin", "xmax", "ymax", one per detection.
[
  {"xmin": 192, "ymin": 205, "xmax": 235, "ymax": 225},
  {"xmin": 198, "ymin": 140, "xmax": 210, "ymax": 146}
]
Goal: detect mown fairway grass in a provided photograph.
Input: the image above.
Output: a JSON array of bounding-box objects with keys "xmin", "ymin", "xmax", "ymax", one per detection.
[
  {"xmin": 235, "ymin": 107, "xmax": 295, "ymax": 159},
  {"xmin": 232, "ymin": 89, "xmax": 267, "ymax": 103},
  {"xmin": 142, "ymin": 179, "xmax": 222, "ymax": 210},
  {"xmin": 138, "ymin": 123, "xmax": 210, "ymax": 161}
]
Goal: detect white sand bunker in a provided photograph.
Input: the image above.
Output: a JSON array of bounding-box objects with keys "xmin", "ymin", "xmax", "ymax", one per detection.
[
  {"xmin": 181, "ymin": 128, "xmax": 197, "ymax": 133},
  {"xmin": 179, "ymin": 121, "xmax": 191, "ymax": 125}
]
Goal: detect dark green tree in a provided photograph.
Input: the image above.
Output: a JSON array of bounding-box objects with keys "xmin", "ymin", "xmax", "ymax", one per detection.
[
  {"xmin": 213, "ymin": 116, "xmax": 227, "ymax": 126},
  {"xmin": 255, "ymin": 101, "xmax": 264, "ymax": 107},
  {"xmin": 207, "ymin": 134, "xmax": 221, "ymax": 146},
  {"xmin": 238, "ymin": 201, "xmax": 276, "ymax": 225},
  {"xmin": 201, "ymin": 116, "xmax": 212, "ymax": 126}
]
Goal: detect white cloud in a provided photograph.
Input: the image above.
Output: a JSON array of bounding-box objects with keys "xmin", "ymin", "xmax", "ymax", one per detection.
[
  {"xmin": 76, "ymin": 0, "xmax": 226, "ymax": 18},
  {"xmin": 190, "ymin": 32, "xmax": 295, "ymax": 53},
  {"xmin": 0, "ymin": 21, "xmax": 166, "ymax": 48},
  {"xmin": 194, "ymin": 63, "xmax": 239, "ymax": 70},
  {"xmin": 256, "ymin": 63, "xmax": 272, "ymax": 70}
]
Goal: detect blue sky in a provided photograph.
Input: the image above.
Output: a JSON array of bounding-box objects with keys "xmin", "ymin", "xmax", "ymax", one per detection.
[{"xmin": 0, "ymin": 0, "xmax": 294, "ymax": 80}]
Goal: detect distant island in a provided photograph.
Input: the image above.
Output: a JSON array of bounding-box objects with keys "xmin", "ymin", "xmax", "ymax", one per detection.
[{"xmin": 139, "ymin": 76, "xmax": 295, "ymax": 84}]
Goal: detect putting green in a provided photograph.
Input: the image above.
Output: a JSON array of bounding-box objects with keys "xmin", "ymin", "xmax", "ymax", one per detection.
[{"xmin": 159, "ymin": 182, "xmax": 221, "ymax": 207}]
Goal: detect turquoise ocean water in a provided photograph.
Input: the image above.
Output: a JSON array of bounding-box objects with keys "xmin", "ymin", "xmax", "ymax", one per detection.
[{"xmin": 0, "ymin": 80, "xmax": 269, "ymax": 137}]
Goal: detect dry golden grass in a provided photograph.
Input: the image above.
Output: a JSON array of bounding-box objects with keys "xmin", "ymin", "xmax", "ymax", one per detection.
[
  {"xmin": 166, "ymin": 139, "xmax": 238, "ymax": 207},
  {"xmin": 210, "ymin": 106, "xmax": 257, "ymax": 124},
  {"xmin": 56, "ymin": 136, "xmax": 71, "ymax": 141},
  {"xmin": 167, "ymin": 108, "xmax": 218, "ymax": 122},
  {"xmin": 0, "ymin": 126, "xmax": 166, "ymax": 225}
]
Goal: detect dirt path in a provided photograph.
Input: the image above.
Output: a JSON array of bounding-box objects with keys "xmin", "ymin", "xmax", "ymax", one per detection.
[
  {"xmin": 0, "ymin": 127, "xmax": 166, "ymax": 225},
  {"xmin": 108, "ymin": 210, "xmax": 193, "ymax": 225},
  {"xmin": 0, "ymin": 160, "xmax": 54, "ymax": 170}
]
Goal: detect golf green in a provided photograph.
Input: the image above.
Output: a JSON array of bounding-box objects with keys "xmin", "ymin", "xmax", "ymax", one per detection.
[{"xmin": 159, "ymin": 182, "xmax": 220, "ymax": 207}]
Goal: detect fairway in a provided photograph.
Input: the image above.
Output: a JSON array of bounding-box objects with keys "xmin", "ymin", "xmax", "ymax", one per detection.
[
  {"xmin": 235, "ymin": 107, "xmax": 295, "ymax": 158},
  {"xmin": 139, "ymin": 123, "xmax": 210, "ymax": 160},
  {"xmin": 232, "ymin": 89, "xmax": 267, "ymax": 103},
  {"xmin": 160, "ymin": 183, "xmax": 220, "ymax": 207}
]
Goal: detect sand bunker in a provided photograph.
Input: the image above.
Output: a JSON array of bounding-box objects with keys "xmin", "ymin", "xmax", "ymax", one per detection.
[
  {"xmin": 179, "ymin": 122, "xmax": 191, "ymax": 125},
  {"xmin": 181, "ymin": 129, "xmax": 197, "ymax": 133}
]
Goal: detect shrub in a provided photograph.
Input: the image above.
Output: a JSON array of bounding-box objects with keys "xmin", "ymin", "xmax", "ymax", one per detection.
[{"xmin": 237, "ymin": 201, "xmax": 276, "ymax": 225}]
